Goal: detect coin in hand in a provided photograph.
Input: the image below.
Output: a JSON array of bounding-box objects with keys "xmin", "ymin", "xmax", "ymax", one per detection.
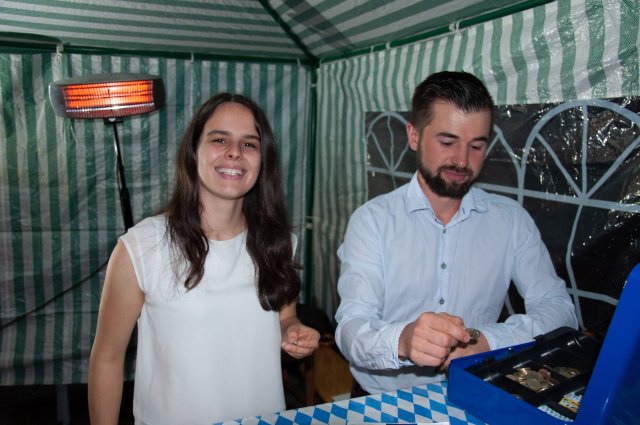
[{"xmin": 465, "ymin": 328, "xmax": 481, "ymax": 340}]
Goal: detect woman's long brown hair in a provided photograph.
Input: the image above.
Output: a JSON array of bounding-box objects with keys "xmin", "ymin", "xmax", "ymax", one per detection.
[{"xmin": 162, "ymin": 93, "xmax": 300, "ymax": 311}]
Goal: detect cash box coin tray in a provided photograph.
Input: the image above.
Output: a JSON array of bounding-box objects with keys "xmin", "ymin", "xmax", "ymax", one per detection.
[{"xmin": 448, "ymin": 263, "xmax": 640, "ymax": 425}]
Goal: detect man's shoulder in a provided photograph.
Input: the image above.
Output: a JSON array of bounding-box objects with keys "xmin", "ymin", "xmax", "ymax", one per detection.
[
  {"xmin": 356, "ymin": 183, "xmax": 410, "ymax": 213},
  {"xmin": 472, "ymin": 187, "xmax": 522, "ymax": 209}
]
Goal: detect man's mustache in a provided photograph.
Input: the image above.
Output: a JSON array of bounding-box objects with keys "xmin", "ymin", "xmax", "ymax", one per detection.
[{"xmin": 437, "ymin": 165, "xmax": 472, "ymax": 177}]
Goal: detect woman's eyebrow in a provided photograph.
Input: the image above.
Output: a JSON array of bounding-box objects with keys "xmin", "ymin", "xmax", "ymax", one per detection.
[{"xmin": 205, "ymin": 129, "xmax": 260, "ymax": 141}]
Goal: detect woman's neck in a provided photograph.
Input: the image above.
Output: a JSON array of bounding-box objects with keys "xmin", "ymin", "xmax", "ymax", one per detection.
[{"xmin": 200, "ymin": 199, "xmax": 246, "ymax": 241}]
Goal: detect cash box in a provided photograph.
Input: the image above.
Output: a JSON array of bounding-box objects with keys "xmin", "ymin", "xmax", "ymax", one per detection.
[{"xmin": 448, "ymin": 263, "xmax": 640, "ymax": 425}]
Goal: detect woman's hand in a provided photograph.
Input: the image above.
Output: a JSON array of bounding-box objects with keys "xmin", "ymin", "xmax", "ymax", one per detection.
[
  {"xmin": 279, "ymin": 302, "xmax": 320, "ymax": 359},
  {"xmin": 281, "ymin": 321, "xmax": 320, "ymax": 359}
]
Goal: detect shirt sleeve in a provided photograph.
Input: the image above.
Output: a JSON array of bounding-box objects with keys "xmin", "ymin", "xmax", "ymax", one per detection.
[
  {"xmin": 334, "ymin": 206, "xmax": 409, "ymax": 370},
  {"xmin": 479, "ymin": 208, "xmax": 579, "ymax": 350}
]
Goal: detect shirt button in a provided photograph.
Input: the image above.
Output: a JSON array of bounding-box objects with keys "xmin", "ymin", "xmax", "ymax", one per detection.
[
  {"xmin": 440, "ymin": 263, "xmax": 446, "ymax": 269},
  {"xmin": 439, "ymin": 298, "xmax": 445, "ymax": 305},
  {"xmin": 443, "ymin": 229, "xmax": 447, "ymax": 234}
]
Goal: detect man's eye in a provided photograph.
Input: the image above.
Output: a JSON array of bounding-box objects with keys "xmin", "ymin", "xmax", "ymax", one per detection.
[
  {"xmin": 211, "ymin": 138, "xmax": 225, "ymax": 143},
  {"xmin": 244, "ymin": 142, "xmax": 258, "ymax": 149}
]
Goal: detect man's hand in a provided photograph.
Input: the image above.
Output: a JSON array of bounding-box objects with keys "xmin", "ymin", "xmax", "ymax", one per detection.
[
  {"xmin": 441, "ymin": 332, "xmax": 490, "ymax": 370},
  {"xmin": 398, "ymin": 312, "xmax": 471, "ymax": 367}
]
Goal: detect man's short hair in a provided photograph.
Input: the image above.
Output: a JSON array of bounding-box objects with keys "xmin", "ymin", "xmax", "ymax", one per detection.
[{"xmin": 410, "ymin": 71, "xmax": 494, "ymax": 133}]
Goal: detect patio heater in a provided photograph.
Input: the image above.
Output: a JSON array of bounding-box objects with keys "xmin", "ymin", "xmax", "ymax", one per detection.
[{"xmin": 49, "ymin": 73, "xmax": 165, "ymax": 230}]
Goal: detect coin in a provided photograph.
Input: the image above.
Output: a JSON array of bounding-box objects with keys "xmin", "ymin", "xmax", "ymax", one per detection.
[
  {"xmin": 554, "ymin": 366, "xmax": 580, "ymax": 378},
  {"xmin": 526, "ymin": 377, "xmax": 542, "ymax": 391},
  {"xmin": 539, "ymin": 368, "xmax": 551, "ymax": 380},
  {"xmin": 506, "ymin": 366, "xmax": 562, "ymax": 393},
  {"xmin": 465, "ymin": 328, "xmax": 481, "ymax": 340}
]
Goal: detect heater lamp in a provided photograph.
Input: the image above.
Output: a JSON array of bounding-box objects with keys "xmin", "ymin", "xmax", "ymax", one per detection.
[
  {"xmin": 49, "ymin": 73, "xmax": 164, "ymax": 119},
  {"xmin": 48, "ymin": 73, "xmax": 165, "ymax": 231}
]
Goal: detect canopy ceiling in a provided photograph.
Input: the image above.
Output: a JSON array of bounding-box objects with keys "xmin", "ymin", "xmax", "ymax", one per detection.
[{"xmin": 1, "ymin": 0, "xmax": 550, "ymax": 62}]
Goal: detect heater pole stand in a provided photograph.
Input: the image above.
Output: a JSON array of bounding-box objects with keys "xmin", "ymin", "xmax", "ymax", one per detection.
[{"xmin": 105, "ymin": 117, "xmax": 134, "ymax": 231}]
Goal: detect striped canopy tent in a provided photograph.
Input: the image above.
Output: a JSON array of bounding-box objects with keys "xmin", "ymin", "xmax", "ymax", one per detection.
[{"xmin": 1, "ymin": 0, "xmax": 639, "ymax": 386}]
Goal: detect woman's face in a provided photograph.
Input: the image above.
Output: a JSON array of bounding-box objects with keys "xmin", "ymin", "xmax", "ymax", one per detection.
[{"xmin": 196, "ymin": 102, "xmax": 262, "ymax": 205}]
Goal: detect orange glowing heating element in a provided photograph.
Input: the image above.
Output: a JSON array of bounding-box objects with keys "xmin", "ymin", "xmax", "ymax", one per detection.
[{"xmin": 61, "ymin": 80, "xmax": 156, "ymax": 118}]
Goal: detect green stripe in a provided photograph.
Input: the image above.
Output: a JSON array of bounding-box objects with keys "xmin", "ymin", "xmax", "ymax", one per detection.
[
  {"xmin": 455, "ymin": 31, "xmax": 469, "ymax": 70},
  {"xmin": 42, "ymin": 52, "xmax": 63, "ymax": 384},
  {"xmin": 402, "ymin": 45, "xmax": 417, "ymax": 105},
  {"xmin": 226, "ymin": 61, "xmax": 236, "ymax": 94},
  {"xmin": 585, "ymin": 0, "xmax": 607, "ymax": 97},
  {"xmin": 471, "ymin": 26, "xmax": 486, "ymax": 89},
  {"xmin": 5, "ymin": 55, "xmax": 26, "ymax": 384},
  {"xmin": 510, "ymin": 12, "xmax": 528, "ymax": 102},
  {"xmin": 389, "ymin": 50, "xmax": 403, "ymax": 109},
  {"xmin": 491, "ymin": 20, "xmax": 508, "ymax": 104},
  {"xmin": 286, "ymin": 66, "xmax": 298, "ymax": 218},
  {"xmin": 428, "ymin": 38, "xmax": 440, "ymax": 75},
  {"xmin": 619, "ymin": 0, "xmax": 640, "ymax": 95},
  {"xmin": 141, "ymin": 58, "xmax": 155, "ymax": 218},
  {"xmin": 25, "ymin": 54, "xmax": 45, "ymax": 384},
  {"xmin": 442, "ymin": 34, "xmax": 455, "ymax": 70},
  {"xmin": 381, "ymin": 50, "xmax": 394, "ymax": 110},
  {"xmin": 157, "ymin": 58, "xmax": 170, "ymax": 196},
  {"xmin": 1, "ymin": 3, "xmax": 273, "ymax": 27}
]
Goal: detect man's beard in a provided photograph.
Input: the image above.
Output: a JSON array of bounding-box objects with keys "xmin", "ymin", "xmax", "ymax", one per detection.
[{"xmin": 419, "ymin": 163, "xmax": 475, "ymax": 199}]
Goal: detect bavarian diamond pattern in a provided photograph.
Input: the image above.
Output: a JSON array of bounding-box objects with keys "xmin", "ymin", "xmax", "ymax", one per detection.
[{"xmin": 215, "ymin": 382, "xmax": 484, "ymax": 425}]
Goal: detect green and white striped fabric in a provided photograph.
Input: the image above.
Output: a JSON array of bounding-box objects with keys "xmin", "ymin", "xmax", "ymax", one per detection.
[
  {"xmin": 0, "ymin": 0, "xmax": 544, "ymax": 61},
  {"xmin": 0, "ymin": 53, "xmax": 312, "ymax": 384},
  {"xmin": 310, "ymin": 0, "xmax": 640, "ymax": 315}
]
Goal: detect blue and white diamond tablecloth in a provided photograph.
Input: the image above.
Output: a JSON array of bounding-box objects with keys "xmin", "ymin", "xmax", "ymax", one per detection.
[{"xmin": 216, "ymin": 381, "xmax": 484, "ymax": 425}]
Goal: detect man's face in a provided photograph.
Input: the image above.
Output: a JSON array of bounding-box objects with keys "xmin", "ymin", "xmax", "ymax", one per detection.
[{"xmin": 407, "ymin": 101, "xmax": 492, "ymax": 199}]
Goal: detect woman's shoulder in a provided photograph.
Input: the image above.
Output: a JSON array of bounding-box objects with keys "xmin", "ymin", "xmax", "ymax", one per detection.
[{"xmin": 120, "ymin": 214, "xmax": 168, "ymax": 248}]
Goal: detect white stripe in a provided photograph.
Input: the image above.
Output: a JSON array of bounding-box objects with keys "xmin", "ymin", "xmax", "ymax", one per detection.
[
  {"xmin": 602, "ymin": 0, "xmax": 623, "ymax": 97},
  {"xmin": 2, "ymin": 0, "xmax": 272, "ymax": 24},
  {"xmin": 449, "ymin": 31, "xmax": 464, "ymax": 70},
  {"xmin": 12, "ymin": 54, "xmax": 37, "ymax": 383},
  {"xmin": 572, "ymin": 1, "xmax": 593, "ymax": 98},
  {"xmin": 395, "ymin": 46, "xmax": 410, "ymax": 109},
  {"xmin": 543, "ymin": 3, "xmax": 564, "ymax": 103},
  {"xmin": 0, "ymin": 24, "xmax": 300, "ymax": 56},
  {"xmin": 218, "ymin": 61, "xmax": 228, "ymax": 93},
  {"xmin": 250, "ymin": 63, "xmax": 261, "ymax": 106},
  {"xmin": 233, "ymin": 63, "xmax": 244, "ymax": 94},
  {"xmin": 0, "ymin": 12, "xmax": 282, "ymax": 39},
  {"xmin": 520, "ymin": 7, "xmax": 539, "ymax": 103},
  {"xmin": 433, "ymin": 37, "xmax": 446, "ymax": 72},
  {"xmin": 479, "ymin": 22, "xmax": 499, "ymax": 103},
  {"xmin": 501, "ymin": 15, "xmax": 518, "ymax": 105},
  {"xmin": 33, "ymin": 54, "xmax": 55, "ymax": 383},
  {"xmin": 462, "ymin": 27, "xmax": 476, "ymax": 72},
  {"xmin": 165, "ymin": 59, "xmax": 178, "ymax": 192},
  {"xmin": 304, "ymin": 0, "xmax": 485, "ymax": 54},
  {"xmin": 149, "ymin": 58, "xmax": 162, "ymax": 211}
]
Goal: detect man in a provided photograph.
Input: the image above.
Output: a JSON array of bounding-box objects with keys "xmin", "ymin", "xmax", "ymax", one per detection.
[{"xmin": 334, "ymin": 71, "xmax": 578, "ymax": 395}]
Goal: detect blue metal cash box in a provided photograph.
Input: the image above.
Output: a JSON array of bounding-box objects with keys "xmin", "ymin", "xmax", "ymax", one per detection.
[{"xmin": 448, "ymin": 263, "xmax": 640, "ymax": 424}]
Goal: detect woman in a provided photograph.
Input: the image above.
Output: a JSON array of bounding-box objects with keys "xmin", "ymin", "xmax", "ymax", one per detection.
[{"xmin": 88, "ymin": 93, "xmax": 320, "ymax": 425}]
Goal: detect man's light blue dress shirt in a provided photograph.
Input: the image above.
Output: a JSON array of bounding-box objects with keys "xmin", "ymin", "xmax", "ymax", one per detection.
[{"xmin": 335, "ymin": 173, "xmax": 578, "ymax": 394}]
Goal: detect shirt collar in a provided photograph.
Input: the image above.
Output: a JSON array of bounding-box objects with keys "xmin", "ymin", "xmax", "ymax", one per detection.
[{"xmin": 406, "ymin": 172, "xmax": 489, "ymax": 218}]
